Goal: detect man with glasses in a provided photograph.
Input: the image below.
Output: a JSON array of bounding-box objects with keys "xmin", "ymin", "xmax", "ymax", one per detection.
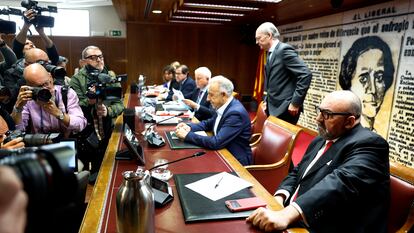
[
  {"xmin": 175, "ymin": 76, "xmax": 252, "ymax": 165},
  {"xmin": 11, "ymin": 63, "xmax": 86, "ymax": 136},
  {"xmin": 70, "ymin": 45, "xmax": 124, "ymax": 183},
  {"xmin": 247, "ymin": 90, "xmax": 389, "ymax": 233},
  {"xmin": 255, "ymin": 22, "xmax": 312, "ymax": 124},
  {"xmin": 174, "ymin": 65, "xmax": 196, "ymax": 99}
]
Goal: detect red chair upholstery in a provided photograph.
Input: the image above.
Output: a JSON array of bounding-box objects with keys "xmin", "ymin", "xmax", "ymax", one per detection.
[
  {"xmin": 388, "ymin": 162, "xmax": 414, "ymax": 233},
  {"xmin": 250, "ymin": 101, "xmax": 267, "ymax": 144},
  {"xmin": 291, "ymin": 127, "xmax": 318, "ymax": 166},
  {"xmin": 245, "ymin": 116, "xmax": 302, "ymax": 194}
]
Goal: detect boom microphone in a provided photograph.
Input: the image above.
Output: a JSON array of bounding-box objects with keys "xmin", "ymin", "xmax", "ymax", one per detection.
[{"xmin": 149, "ymin": 151, "xmax": 206, "ymax": 171}]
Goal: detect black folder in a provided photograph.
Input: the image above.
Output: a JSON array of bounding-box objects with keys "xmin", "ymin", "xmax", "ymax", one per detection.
[
  {"xmin": 165, "ymin": 131, "xmax": 202, "ymax": 149},
  {"xmin": 174, "ymin": 172, "xmax": 255, "ymax": 223}
]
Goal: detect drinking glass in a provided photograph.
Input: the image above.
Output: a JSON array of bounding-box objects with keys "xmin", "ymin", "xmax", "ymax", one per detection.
[{"xmin": 151, "ymin": 158, "xmax": 172, "ymax": 181}]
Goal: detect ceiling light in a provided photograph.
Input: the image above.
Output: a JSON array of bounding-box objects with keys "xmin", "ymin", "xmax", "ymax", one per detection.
[
  {"xmin": 183, "ymin": 3, "xmax": 259, "ymax": 11},
  {"xmin": 169, "ymin": 20, "xmax": 222, "ymax": 25},
  {"xmin": 172, "ymin": 15, "xmax": 231, "ymax": 22},
  {"xmin": 152, "ymin": 10, "xmax": 162, "ymax": 14},
  {"xmin": 176, "ymin": 10, "xmax": 244, "ymax": 17}
]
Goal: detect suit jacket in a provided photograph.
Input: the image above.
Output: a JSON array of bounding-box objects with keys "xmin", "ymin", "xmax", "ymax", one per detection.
[
  {"xmin": 188, "ymin": 88, "xmax": 215, "ymax": 121},
  {"xmin": 165, "ymin": 79, "xmax": 180, "ymax": 101},
  {"xmin": 179, "ymin": 77, "xmax": 196, "ymax": 99},
  {"xmin": 184, "ymin": 98, "xmax": 252, "ymax": 165},
  {"xmin": 278, "ymin": 124, "xmax": 389, "ymax": 233},
  {"xmin": 265, "ymin": 42, "xmax": 312, "ymax": 119}
]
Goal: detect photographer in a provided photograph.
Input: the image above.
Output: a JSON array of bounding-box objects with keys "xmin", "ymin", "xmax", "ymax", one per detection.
[
  {"xmin": 0, "ymin": 35, "xmax": 17, "ymax": 77},
  {"xmin": 0, "ymin": 166, "xmax": 27, "ymax": 233},
  {"xmin": 70, "ymin": 46, "xmax": 124, "ymax": 182},
  {"xmin": 13, "ymin": 9, "xmax": 59, "ymax": 65},
  {"xmin": 11, "ymin": 63, "xmax": 87, "ymax": 137}
]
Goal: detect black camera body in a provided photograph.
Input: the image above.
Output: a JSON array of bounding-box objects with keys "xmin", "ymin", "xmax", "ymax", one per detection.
[
  {"xmin": 86, "ymin": 68, "xmax": 125, "ymax": 100},
  {"xmin": 4, "ymin": 130, "xmax": 62, "ymax": 146},
  {"xmin": 37, "ymin": 60, "xmax": 67, "ymax": 85},
  {"xmin": 31, "ymin": 86, "xmax": 52, "ymax": 102},
  {"xmin": 21, "ymin": 0, "xmax": 57, "ymax": 28},
  {"xmin": 0, "ymin": 19, "xmax": 16, "ymax": 34}
]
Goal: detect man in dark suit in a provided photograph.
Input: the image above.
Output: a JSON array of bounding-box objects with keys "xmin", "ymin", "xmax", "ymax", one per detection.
[
  {"xmin": 175, "ymin": 64, "xmax": 196, "ymax": 99},
  {"xmin": 255, "ymin": 22, "xmax": 312, "ymax": 124},
  {"xmin": 247, "ymin": 90, "xmax": 390, "ymax": 233},
  {"xmin": 183, "ymin": 66, "xmax": 215, "ymax": 121},
  {"xmin": 175, "ymin": 76, "xmax": 252, "ymax": 165}
]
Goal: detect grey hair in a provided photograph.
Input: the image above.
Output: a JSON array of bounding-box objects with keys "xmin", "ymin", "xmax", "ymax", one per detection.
[
  {"xmin": 257, "ymin": 22, "xmax": 280, "ymax": 38},
  {"xmin": 195, "ymin": 67, "xmax": 212, "ymax": 80},
  {"xmin": 81, "ymin": 46, "xmax": 100, "ymax": 59},
  {"xmin": 347, "ymin": 91, "xmax": 362, "ymax": 119},
  {"xmin": 210, "ymin": 75, "xmax": 234, "ymax": 96}
]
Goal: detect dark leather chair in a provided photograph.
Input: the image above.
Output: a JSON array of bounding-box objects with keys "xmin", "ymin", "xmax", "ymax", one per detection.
[
  {"xmin": 250, "ymin": 101, "xmax": 267, "ymax": 144},
  {"xmin": 388, "ymin": 161, "xmax": 414, "ymax": 233},
  {"xmin": 245, "ymin": 116, "xmax": 302, "ymax": 194}
]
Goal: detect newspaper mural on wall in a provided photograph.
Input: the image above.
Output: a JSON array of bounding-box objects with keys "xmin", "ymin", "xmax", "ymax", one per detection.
[{"xmin": 278, "ymin": 0, "xmax": 414, "ymax": 167}]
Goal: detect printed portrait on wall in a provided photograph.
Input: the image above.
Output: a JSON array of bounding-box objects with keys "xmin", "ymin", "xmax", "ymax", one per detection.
[{"xmin": 339, "ymin": 36, "xmax": 395, "ymax": 133}]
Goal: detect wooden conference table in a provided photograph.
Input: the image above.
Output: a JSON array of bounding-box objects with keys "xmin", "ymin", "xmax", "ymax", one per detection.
[{"xmin": 79, "ymin": 90, "xmax": 307, "ymax": 233}]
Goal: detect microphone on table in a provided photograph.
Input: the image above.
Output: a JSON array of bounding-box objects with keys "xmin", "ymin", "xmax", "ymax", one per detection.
[
  {"xmin": 149, "ymin": 151, "xmax": 206, "ymax": 171},
  {"xmin": 143, "ymin": 112, "xmax": 185, "ymax": 147}
]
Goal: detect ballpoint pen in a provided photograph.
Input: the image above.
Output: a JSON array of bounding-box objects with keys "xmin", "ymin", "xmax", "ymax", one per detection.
[{"xmin": 214, "ymin": 176, "xmax": 224, "ymax": 189}]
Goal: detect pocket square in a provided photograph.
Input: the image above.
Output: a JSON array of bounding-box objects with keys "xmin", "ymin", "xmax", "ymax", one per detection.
[{"xmin": 326, "ymin": 160, "xmax": 332, "ymax": 166}]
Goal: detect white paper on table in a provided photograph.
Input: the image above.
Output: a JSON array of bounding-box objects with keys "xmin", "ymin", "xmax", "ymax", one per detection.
[
  {"xmin": 185, "ymin": 172, "xmax": 253, "ymax": 201},
  {"xmin": 172, "ymin": 89, "xmax": 185, "ymax": 101}
]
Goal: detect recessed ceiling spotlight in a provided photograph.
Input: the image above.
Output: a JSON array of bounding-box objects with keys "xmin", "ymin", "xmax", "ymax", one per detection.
[
  {"xmin": 152, "ymin": 10, "xmax": 162, "ymax": 14},
  {"xmin": 176, "ymin": 10, "xmax": 244, "ymax": 17},
  {"xmin": 172, "ymin": 15, "xmax": 231, "ymax": 22}
]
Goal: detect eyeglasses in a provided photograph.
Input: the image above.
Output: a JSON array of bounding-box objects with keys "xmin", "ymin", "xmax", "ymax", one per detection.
[
  {"xmin": 36, "ymin": 78, "xmax": 53, "ymax": 88},
  {"xmin": 315, "ymin": 106, "xmax": 353, "ymax": 120},
  {"xmin": 85, "ymin": 54, "xmax": 104, "ymax": 61}
]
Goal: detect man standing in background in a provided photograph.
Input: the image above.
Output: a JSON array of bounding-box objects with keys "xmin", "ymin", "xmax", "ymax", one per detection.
[{"xmin": 255, "ymin": 22, "xmax": 312, "ymax": 124}]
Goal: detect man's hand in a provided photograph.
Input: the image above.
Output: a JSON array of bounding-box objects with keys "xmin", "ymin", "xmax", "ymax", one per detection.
[
  {"xmin": 0, "ymin": 136, "xmax": 25, "ymax": 149},
  {"xmin": 97, "ymin": 104, "xmax": 108, "ymax": 117},
  {"xmin": 246, "ymin": 206, "xmax": 300, "ymax": 232},
  {"xmin": 23, "ymin": 9, "xmax": 36, "ymax": 26},
  {"xmin": 40, "ymin": 100, "xmax": 61, "ymax": 117},
  {"xmin": 175, "ymin": 123, "xmax": 190, "ymax": 140},
  {"xmin": 182, "ymin": 99, "xmax": 198, "ymax": 109},
  {"xmin": 15, "ymin": 86, "xmax": 32, "ymax": 109},
  {"xmin": 288, "ymin": 103, "xmax": 300, "ymax": 116},
  {"xmin": 0, "ymin": 166, "xmax": 28, "ymax": 233}
]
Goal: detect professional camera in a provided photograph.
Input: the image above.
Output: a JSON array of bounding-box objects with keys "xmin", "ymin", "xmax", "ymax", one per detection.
[
  {"xmin": 86, "ymin": 66, "xmax": 125, "ymax": 100},
  {"xmin": 0, "ymin": 145, "xmax": 78, "ymax": 233},
  {"xmin": 31, "ymin": 86, "xmax": 52, "ymax": 102},
  {"xmin": 37, "ymin": 60, "xmax": 67, "ymax": 85},
  {"xmin": 0, "ymin": 19, "xmax": 16, "ymax": 34},
  {"xmin": 4, "ymin": 130, "xmax": 62, "ymax": 146},
  {"xmin": 21, "ymin": 0, "xmax": 57, "ymax": 28},
  {"xmin": 0, "ymin": 85, "xmax": 12, "ymax": 100}
]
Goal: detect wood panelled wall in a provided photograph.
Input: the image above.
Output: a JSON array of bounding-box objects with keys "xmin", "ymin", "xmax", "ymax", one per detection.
[
  {"xmin": 2, "ymin": 35, "xmax": 126, "ymax": 78},
  {"xmin": 126, "ymin": 23, "xmax": 259, "ymax": 96},
  {"xmin": 3, "ymin": 23, "xmax": 259, "ymax": 96}
]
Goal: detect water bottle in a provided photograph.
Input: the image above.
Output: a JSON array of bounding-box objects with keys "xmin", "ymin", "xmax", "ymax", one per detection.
[
  {"xmin": 138, "ymin": 75, "xmax": 145, "ymax": 94},
  {"xmin": 116, "ymin": 170, "xmax": 155, "ymax": 233}
]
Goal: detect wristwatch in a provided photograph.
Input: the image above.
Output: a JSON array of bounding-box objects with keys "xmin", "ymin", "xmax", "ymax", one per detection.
[{"xmin": 57, "ymin": 112, "xmax": 64, "ymax": 121}]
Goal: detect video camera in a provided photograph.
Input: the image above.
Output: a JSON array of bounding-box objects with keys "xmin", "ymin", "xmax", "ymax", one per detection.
[
  {"xmin": 4, "ymin": 130, "xmax": 62, "ymax": 146},
  {"xmin": 0, "ymin": 145, "xmax": 78, "ymax": 232},
  {"xmin": 0, "ymin": 7, "xmax": 22, "ymax": 34},
  {"xmin": 21, "ymin": 0, "xmax": 57, "ymax": 28},
  {"xmin": 86, "ymin": 66, "xmax": 126, "ymax": 100}
]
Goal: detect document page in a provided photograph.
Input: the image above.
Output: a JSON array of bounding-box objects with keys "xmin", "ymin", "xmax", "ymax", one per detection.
[{"xmin": 185, "ymin": 172, "xmax": 252, "ymax": 201}]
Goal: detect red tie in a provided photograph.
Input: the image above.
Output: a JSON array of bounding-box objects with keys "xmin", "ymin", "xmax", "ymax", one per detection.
[
  {"xmin": 322, "ymin": 140, "xmax": 334, "ymax": 155},
  {"xmin": 292, "ymin": 140, "xmax": 334, "ymax": 201}
]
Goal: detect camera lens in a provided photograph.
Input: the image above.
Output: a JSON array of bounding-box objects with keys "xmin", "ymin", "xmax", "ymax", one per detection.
[{"xmin": 31, "ymin": 87, "xmax": 52, "ymax": 102}]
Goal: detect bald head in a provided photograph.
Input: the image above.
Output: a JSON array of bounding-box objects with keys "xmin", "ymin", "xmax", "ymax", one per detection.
[
  {"xmin": 23, "ymin": 63, "xmax": 51, "ymax": 85},
  {"xmin": 323, "ymin": 90, "xmax": 362, "ymax": 120},
  {"xmin": 24, "ymin": 48, "xmax": 49, "ymax": 65}
]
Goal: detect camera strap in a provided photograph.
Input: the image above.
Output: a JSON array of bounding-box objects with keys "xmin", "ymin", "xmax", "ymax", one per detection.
[{"xmin": 61, "ymin": 85, "xmax": 69, "ymax": 113}]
